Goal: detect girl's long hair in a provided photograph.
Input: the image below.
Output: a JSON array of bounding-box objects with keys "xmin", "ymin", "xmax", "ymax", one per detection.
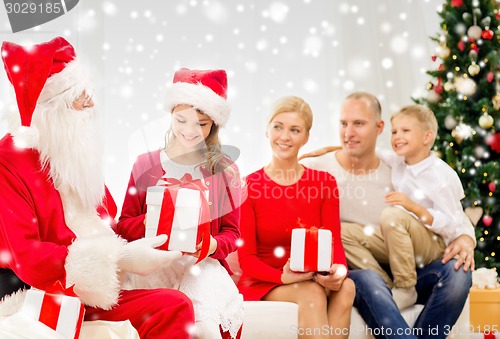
[{"xmin": 163, "ymin": 108, "xmax": 237, "ymax": 178}]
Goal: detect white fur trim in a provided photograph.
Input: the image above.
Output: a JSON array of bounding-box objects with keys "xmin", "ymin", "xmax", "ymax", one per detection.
[
  {"xmin": 38, "ymin": 60, "xmax": 90, "ymax": 105},
  {"xmin": 10, "ymin": 126, "xmax": 39, "ymax": 149},
  {"xmin": 65, "ymin": 235, "xmax": 125, "ymax": 310},
  {"xmin": 122, "ymin": 268, "xmax": 178, "ymax": 291},
  {"xmin": 165, "ymin": 82, "xmax": 230, "ymax": 127},
  {"xmin": 4, "ymin": 101, "xmax": 40, "ymax": 148},
  {"xmin": 0, "ymin": 289, "xmax": 27, "ymax": 317}
]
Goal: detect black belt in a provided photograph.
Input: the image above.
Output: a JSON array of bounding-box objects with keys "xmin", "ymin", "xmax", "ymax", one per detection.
[{"xmin": 0, "ymin": 268, "xmax": 30, "ymax": 300}]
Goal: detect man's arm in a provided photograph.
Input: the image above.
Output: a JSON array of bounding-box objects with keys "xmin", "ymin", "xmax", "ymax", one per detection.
[
  {"xmin": 442, "ymin": 234, "xmax": 475, "ymax": 271},
  {"xmin": 298, "ymin": 146, "xmax": 341, "ymax": 161}
]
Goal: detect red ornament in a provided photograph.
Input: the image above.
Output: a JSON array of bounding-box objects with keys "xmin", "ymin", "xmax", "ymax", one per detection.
[
  {"xmin": 488, "ymin": 182, "xmax": 496, "ymax": 193},
  {"xmin": 434, "ymin": 83, "xmax": 443, "ymax": 94},
  {"xmin": 487, "ymin": 72, "xmax": 494, "ymax": 82},
  {"xmin": 486, "ymin": 132, "xmax": 500, "ymax": 153},
  {"xmin": 482, "ymin": 29, "xmax": 494, "ymax": 40},
  {"xmin": 458, "ymin": 40, "xmax": 465, "ymax": 51},
  {"xmin": 451, "ymin": 0, "xmax": 463, "ymax": 7},
  {"xmin": 482, "ymin": 215, "xmax": 493, "ymax": 227},
  {"xmin": 468, "ymin": 38, "xmax": 479, "ymax": 53},
  {"xmin": 431, "ymin": 55, "xmax": 437, "ymax": 62}
]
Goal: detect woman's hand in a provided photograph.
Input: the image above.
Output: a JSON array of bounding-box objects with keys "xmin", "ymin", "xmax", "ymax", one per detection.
[
  {"xmin": 281, "ymin": 260, "xmax": 315, "ymax": 284},
  {"xmin": 313, "ymin": 264, "xmax": 348, "ymax": 291}
]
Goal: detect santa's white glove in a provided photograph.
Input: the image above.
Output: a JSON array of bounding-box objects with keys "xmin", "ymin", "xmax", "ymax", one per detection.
[{"xmin": 118, "ymin": 235, "xmax": 182, "ymax": 275}]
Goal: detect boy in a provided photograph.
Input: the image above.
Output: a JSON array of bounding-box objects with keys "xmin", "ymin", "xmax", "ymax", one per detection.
[{"xmin": 379, "ymin": 104, "xmax": 474, "ymax": 310}]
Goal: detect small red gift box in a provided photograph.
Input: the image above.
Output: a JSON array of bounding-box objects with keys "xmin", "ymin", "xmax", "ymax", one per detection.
[
  {"xmin": 145, "ymin": 174, "xmax": 211, "ymax": 262},
  {"xmin": 290, "ymin": 228, "xmax": 333, "ymax": 272},
  {"xmin": 21, "ymin": 282, "xmax": 85, "ymax": 339}
]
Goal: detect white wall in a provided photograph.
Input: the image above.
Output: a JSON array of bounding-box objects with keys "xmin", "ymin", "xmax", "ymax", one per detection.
[{"xmin": 0, "ymin": 0, "xmax": 441, "ymax": 212}]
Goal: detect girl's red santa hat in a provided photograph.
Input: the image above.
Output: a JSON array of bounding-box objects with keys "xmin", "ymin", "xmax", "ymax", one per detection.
[
  {"xmin": 165, "ymin": 68, "xmax": 231, "ymax": 127},
  {"xmin": 1, "ymin": 36, "xmax": 90, "ymax": 145}
]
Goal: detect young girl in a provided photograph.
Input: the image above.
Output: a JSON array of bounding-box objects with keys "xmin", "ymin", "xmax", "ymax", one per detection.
[
  {"xmin": 116, "ymin": 68, "xmax": 243, "ymax": 339},
  {"xmin": 238, "ymin": 96, "xmax": 355, "ymax": 339}
]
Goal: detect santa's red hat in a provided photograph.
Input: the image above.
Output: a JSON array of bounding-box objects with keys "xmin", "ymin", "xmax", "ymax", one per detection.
[
  {"xmin": 1, "ymin": 36, "xmax": 87, "ymax": 127},
  {"xmin": 165, "ymin": 68, "xmax": 230, "ymax": 127}
]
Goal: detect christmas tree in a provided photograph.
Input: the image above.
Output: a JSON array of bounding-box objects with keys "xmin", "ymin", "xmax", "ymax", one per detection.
[{"xmin": 416, "ymin": 0, "xmax": 500, "ymax": 271}]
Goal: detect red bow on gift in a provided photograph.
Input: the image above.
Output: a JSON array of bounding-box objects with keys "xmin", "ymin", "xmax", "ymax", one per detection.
[
  {"xmin": 39, "ymin": 281, "xmax": 84, "ymax": 339},
  {"xmin": 158, "ymin": 174, "xmax": 212, "ymax": 264},
  {"xmin": 45, "ymin": 280, "xmax": 77, "ymax": 296},
  {"xmin": 295, "ymin": 219, "xmax": 333, "ymax": 272}
]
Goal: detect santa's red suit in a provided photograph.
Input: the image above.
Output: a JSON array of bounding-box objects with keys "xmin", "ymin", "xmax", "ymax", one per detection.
[{"xmin": 0, "ymin": 37, "xmax": 195, "ymax": 339}]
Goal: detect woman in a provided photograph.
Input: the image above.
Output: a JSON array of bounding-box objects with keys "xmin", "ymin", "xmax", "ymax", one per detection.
[{"xmin": 238, "ymin": 96, "xmax": 355, "ymax": 339}]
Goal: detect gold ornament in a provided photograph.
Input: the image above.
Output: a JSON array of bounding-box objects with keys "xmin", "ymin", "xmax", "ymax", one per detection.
[
  {"xmin": 451, "ymin": 123, "xmax": 473, "ymax": 144},
  {"xmin": 435, "ymin": 45, "xmax": 451, "ymax": 59},
  {"xmin": 455, "ymin": 77, "xmax": 477, "ymax": 96},
  {"xmin": 444, "ymin": 115, "xmax": 458, "ymax": 130},
  {"xmin": 493, "ymin": 93, "xmax": 500, "ymax": 110},
  {"xmin": 465, "ymin": 206, "xmax": 484, "ymax": 226},
  {"xmin": 451, "ymin": 128, "xmax": 463, "ymax": 144},
  {"xmin": 427, "ymin": 90, "xmax": 441, "ymax": 103},
  {"xmin": 468, "ymin": 63, "xmax": 480, "ymax": 76},
  {"xmin": 467, "ymin": 25, "xmax": 483, "ymax": 40},
  {"xmin": 426, "ymin": 82, "xmax": 434, "ymax": 91},
  {"xmin": 444, "ymin": 82, "xmax": 455, "ymax": 92},
  {"xmin": 479, "ymin": 112, "xmax": 494, "ymax": 129}
]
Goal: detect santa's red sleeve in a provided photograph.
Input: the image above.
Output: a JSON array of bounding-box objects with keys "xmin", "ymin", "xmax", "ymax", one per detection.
[{"xmin": 0, "ymin": 143, "xmax": 124, "ymax": 310}]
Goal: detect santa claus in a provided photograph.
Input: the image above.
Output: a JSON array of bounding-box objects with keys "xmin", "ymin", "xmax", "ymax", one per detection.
[{"xmin": 0, "ymin": 37, "xmax": 194, "ymax": 338}]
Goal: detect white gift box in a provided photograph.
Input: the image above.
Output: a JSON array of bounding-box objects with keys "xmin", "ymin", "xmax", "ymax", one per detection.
[
  {"xmin": 146, "ymin": 185, "xmax": 207, "ymax": 253},
  {"xmin": 21, "ymin": 287, "xmax": 85, "ymax": 339},
  {"xmin": 290, "ymin": 228, "xmax": 332, "ymax": 272}
]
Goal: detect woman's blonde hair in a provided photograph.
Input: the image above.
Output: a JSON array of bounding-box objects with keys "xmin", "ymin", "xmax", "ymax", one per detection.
[{"xmin": 268, "ymin": 96, "xmax": 313, "ymax": 132}]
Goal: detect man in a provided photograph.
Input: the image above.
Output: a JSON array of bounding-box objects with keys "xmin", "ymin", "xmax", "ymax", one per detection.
[
  {"xmin": 0, "ymin": 37, "xmax": 194, "ymax": 338},
  {"xmin": 302, "ymin": 92, "xmax": 473, "ymax": 339}
]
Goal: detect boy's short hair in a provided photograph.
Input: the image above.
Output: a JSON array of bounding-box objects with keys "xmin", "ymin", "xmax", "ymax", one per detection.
[{"xmin": 391, "ymin": 104, "xmax": 438, "ymax": 146}]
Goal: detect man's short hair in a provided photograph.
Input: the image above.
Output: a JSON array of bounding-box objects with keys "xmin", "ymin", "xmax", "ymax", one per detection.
[{"xmin": 345, "ymin": 92, "xmax": 382, "ymax": 120}]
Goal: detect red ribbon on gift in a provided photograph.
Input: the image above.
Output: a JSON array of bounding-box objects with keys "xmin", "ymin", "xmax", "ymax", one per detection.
[
  {"xmin": 157, "ymin": 174, "xmax": 211, "ymax": 264},
  {"xmin": 297, "ymin": 219, "xmax": 319, "ymax": 271},
  {"xmin": 39, "ymin": 281, "xmax": 85, "ymax": 339},
  {"xmin": 296, "ymin": 219, "xmax": 334, "ymax": 272},
  {"xmin": 304, "ymin": 227, "xmax": 319, "ymax": 272}
]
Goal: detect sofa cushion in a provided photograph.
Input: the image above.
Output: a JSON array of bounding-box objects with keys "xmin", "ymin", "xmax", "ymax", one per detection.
[{"xmin": 241, "ymin": 301, "xmax": 298, "ymax": 339}]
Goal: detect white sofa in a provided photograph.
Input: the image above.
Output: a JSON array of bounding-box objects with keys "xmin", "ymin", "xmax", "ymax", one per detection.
[{"xmin": 227, "ymin": 252, "xmax": 470, "ymax": 339}]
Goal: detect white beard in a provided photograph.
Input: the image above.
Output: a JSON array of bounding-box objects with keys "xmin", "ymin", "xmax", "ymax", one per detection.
[{"xmin": 31, "ymin": 104, "xmax": 105, "ymax": 211}]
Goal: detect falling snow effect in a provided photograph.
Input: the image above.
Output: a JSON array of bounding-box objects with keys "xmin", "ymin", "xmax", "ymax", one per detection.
[
  {"xmin": 0, "ymin": 0, "xmax": 442, "ymax": 212},
  {"xmin": 274, "ymin": 246, "xmax": 285, "ymax": 258}
]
